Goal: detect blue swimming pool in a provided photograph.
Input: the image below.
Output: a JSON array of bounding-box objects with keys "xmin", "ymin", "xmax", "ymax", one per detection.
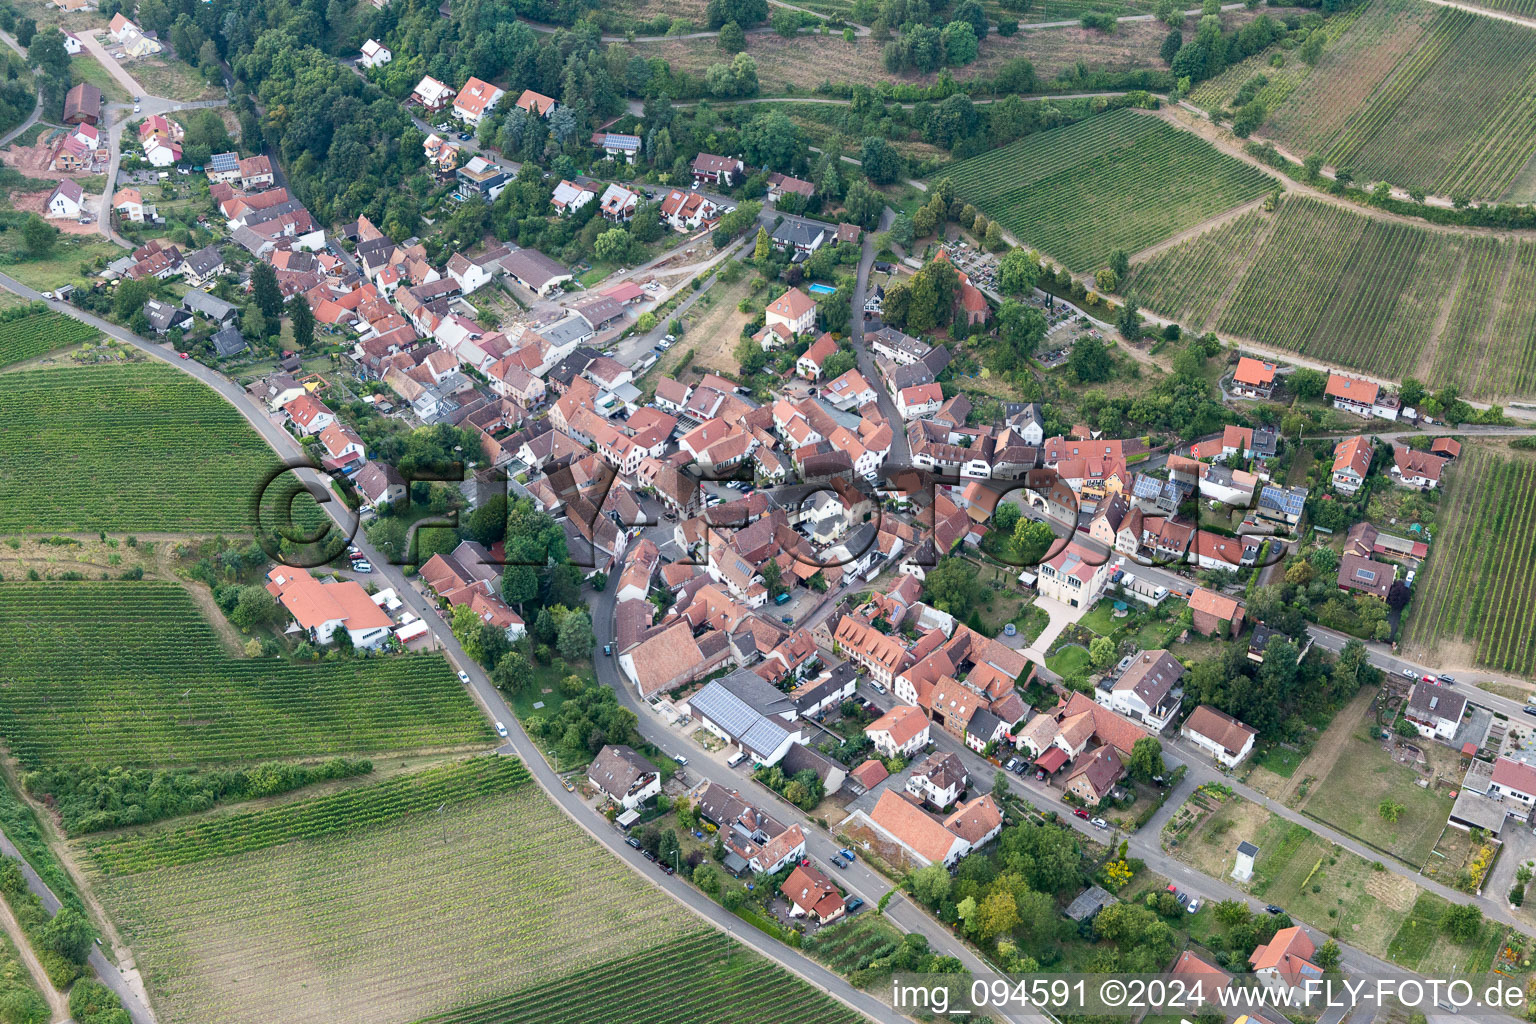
[{"xmin": 807, "ymin": 283, "xmax": 836, "ymax": 295}]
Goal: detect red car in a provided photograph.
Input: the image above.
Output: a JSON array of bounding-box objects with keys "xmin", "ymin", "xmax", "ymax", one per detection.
[{"xmin": 1073, "ymin": 808, "xmax": 1090, "ymax": 820}]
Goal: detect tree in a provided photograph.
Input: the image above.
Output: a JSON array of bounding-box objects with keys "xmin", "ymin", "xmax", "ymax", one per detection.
[
  {"xmin": 1314, "ymin": 939, "xmax": 1342, "ymax": 971},
  {"xmin": 594, "ymin": 228, "xmax": 637, "ymax": 264},
  {"xmin": 923, "ymin": 557, "xmax": 982, "ymax": 618},
  {"xmin": 286, "ymin": 295, "xmax": 316, "ymax": 349},
  {"xmin": 940, "ymin": 21, "xmax": 979, "ymax": 65},
  {"xmin": 1288, "ymin": 367, "xmax": 1327, "ymax": 399},
  {"xmin": 1070, "ymin": 337, "xmax": 1113, "ymax": 383},
  {"xmin": 1088, "ymin": 636, "xmax": 1116, "ymax": 668},
  {"xmin": 252, "ymin": 261, "xmax": 283, "ymax": 319},
  {"xmin": 1127, "ymin": 737, "xmax": 1164, "ymax": 782},
  {"xmin": 557, "ymin": 609, "xmax": 595, "ymax": 662},
  {"xmin": 719, "ymin": 20, "xmax": 746, "ymax": 51},
  {"xmin": 1441, "ymin": 903, "xmax": 1483, "ymax": 942},
  {"xmin": 492, "ymin": 650, "xmax": 534, "ymax": 694},
  {"xmin": 998, "ymin": 248, "xmax": 1040, "ymax": 295},
  {"xmin": 994, "ymin": 501, "xmax": 1022, "ymax": 534},
  {"xmin": 860, "ymin": 137, "xmax": 903, "ymax": 185},
  {"xmin": 975, "ymin": 888, "xmax": 1021, "ymax": 940},
  {"xmin": 20, "ymin": 215, "xmax": 55, "ymax": 258},
  {"xmin": 909, "ymin": 863, "xmax": 951, "ymax": 906},
  {"xmin": 38, "ymin": 906, "xmax": 93, "ymax": 963},
  {"xmin": 1117, "ymin": 296, "xmax": 1142, "ymax": 342}
]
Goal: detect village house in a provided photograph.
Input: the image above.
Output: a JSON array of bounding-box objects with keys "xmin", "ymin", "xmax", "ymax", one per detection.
[
  {"xmin": 1098, "ymin": 649, "xmax": 1183, "ymax": 731},
  {"xmin": 1231, "ymin": 357, "xmax": 1277, "ymax": 399},
  {"xmin": 1180, "ymin": 705, "xmax": 1258, "ymax": 768},
  {"xmin": 1251, "ymin": 926, "xmax": 1322, "ymax": 1000},
  {"xmin": 691, "ymin": 153, "xmax": 744, "ymax": 187},
  {"xmin": 1404, "ymin": 684, "xmax": 1467, "ymax": 742},
  {"xmin": 587, "ymin": 744, "xmax": 662, "ymax": 811},
  {"xmin": 452, "ymin": 77, "xmax": 505, "ymax": 124},
  {"xmin": 1037, "ymin": 541, "xmax": 1110, "ymax": 609},
  {"xmin": 781, "ymin": 864, "xmax": 843, "ymax": 924},
  {"xmin": 360, "ymin": 38, "xmax": 391, "ymax": 66},
  {"xmin": 1326, "ymin": 374, "xmax": 1380, "ymax": 417},
  {"xmin": 411, "ymin": 75, "xmax": 456, "ymax": 112},
  {"xmin": 1337, "ymin": 552, "xmax": 1393, "ymax": 600},
  {"xmin": 1187, "ymin": 587, "xmax": 1244, "ymax": 636},
  {"xmin": 265, "ymin": 565, "xmax": 392, "ymax": 648},
  {"xmin": 1063, "ymin": 745, "xmax": 1124, "ymax": 805},
  {"xmin": 1390, "ymin": 445, "xmax": 1447, "ymax": 489},
  {"xmin": 1331, "ymin": 436, "xmax": 1373, "ymax": 494}
]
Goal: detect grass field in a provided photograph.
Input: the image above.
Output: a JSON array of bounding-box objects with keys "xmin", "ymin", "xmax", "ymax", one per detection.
[
  {"xmin": 940, "ymin": 108, "xmax": 1274, "ymax": 272},
  {"xmin": 0, "ymin": 362, "xmax": 291, "ymax": 532},
  {"xmin": 0, "ymin": 310, "xmax": 100, "ymax": 368},
  {"xmin": 85, "ymin": 758, "xmax": 862, "ymax": 1024},
  {"xmin": 0, "ymin": 581, "xmax": 494, "ymax": 768},
  {"xmin": 1131, "ymin": 196, "xmax": 1536, "ymax": 397},
  {"xmin": 1172, "ymin": 792, "xmax": 1419, "ymax": 961},
  {"xmin": 1403, "ymin": 449, "xmax": 1536, "ymax": 674},
  {"xmin": 1296, "ymin": 731, "xmax": 1453, "ymax": 867}
]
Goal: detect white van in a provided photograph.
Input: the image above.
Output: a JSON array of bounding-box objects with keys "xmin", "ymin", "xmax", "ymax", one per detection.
[{"xmin": 726, "ymin": 751, "xmax": 748, "ymax": 768}]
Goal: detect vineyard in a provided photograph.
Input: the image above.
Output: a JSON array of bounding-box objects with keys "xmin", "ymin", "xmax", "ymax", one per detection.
[
  {"xmin": 0, "ymin": 581, "xmax": 493, "ymax": 769},
  {"xmin": 1321, "ymin": 8, "xmax": 1536, "ymax": 201},
  {"xmin": 1130, "ymin": 197, "xmax": 1536, "ymax": 397},
  {"xmin": 1123, "ymin": 210, "xmax": 1269, "ymax": 329},
  {"xmin": 1250, "ymin": 0, "xmax": 1434, "ymax": 156},
  {"xmin": 410, "ymin": 931, "xmax": 870, "ymax": 1024},
  {"xmin": 940, "ymin": 107, "xmax": 1274, "ymax": 272},
  {"xmin": 1402, "ymin": 449, "xmax": 1536, "ymax": 675},
  {"xmin": 85, "ymin": 758, "xmax": 529, "ymax": 875},
  {"xmin": 0, "ymin": 362, "xmax": 286, "ymax": 532},
  {"xmin": 85, "ymin": 765, "xmax": 706, "ymax": 1024},
  {"xmin": 0, "ymin": 311, "xmax": 99, "ymax": 368}
]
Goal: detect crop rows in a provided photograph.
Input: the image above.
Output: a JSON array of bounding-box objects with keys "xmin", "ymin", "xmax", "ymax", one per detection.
[
  {"xmin": 1140, "ymin": 195, "xmax": 1536, "ymax": 395},
  {"xmin": 412, "ymin": 930, "xmax": 870, "ymax": 1024},
  {"xmin": 0, "ymin": 362, "xmax": 286, "ymax": 532},
  {"xmin": 89, "ymin": 774, "xmax": 698, "ymax": 1024},
  {"xmin": 1428, "ymin": 236, "xmax": 1510, "ymax": 386},
  {"xmin": 0, "ymin": 312, "xmax": 99, "ymax": 368},
  {"xmin": 1404, "ymin": 451, "xmax": 1536, "ymax": 674},
  {"xmin": 1263, "ymin": 0, "xmax": 1433, "ymax": 156},
  {"xmin": 0, "ymin": 581, "xmax": 492, "ymax": 769},
  {"xmin": 1125, "ymin": 210, "xmax": 1267, "ymax": 329},
  {"xmin": 1322, "ymin": 7, "xmax": 1536, "ymax": 199},
  {"xmin": 941, "ymin": 107, "xmax": 1274, "ymax": 272},
  {"xmin": 86, "ymin": 757, "xmax": 528, "ymax": 875}
]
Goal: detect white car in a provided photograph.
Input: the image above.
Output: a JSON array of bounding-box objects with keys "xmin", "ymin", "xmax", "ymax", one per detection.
[
  {"xmin": 494, "ymin": 721, "xmax": 508, "ymax": 737},
  {"xmin": 457, "ymin": 671, "xmax": 470, "ymax": 684}
]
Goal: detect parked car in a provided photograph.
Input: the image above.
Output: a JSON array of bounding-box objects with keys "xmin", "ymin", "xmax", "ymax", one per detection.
[
  {"xmin": 1072, "ymin": 808, "xmax": 1090, "ymax": 819},
  {"xmin": 494, "ymin": 721, "xmax": 508, "ymax": 737},
  {"xmin": 626, "ymin": 837, "xmax": 642, "ymax": 850},
  {"xmin": 845, "ymin": 897, "xmax": 865, "ymax": 914}
]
